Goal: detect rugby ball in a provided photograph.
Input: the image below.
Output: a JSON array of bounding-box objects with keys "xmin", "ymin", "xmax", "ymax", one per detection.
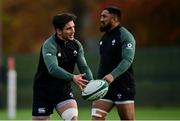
[{"xmin": 82, "ymin": 79, "xmax": 108, "ymax": 101}]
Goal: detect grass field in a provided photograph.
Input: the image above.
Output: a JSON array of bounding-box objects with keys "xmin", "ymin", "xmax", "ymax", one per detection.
[{"xmin": 0, "ymin": 107, "xmax": 180, "ymax": 120}]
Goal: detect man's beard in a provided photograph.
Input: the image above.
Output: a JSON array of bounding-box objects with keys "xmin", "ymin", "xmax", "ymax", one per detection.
[{"xmin": 100, "ymin": 23, "xmax": 112, "ymax": 32}]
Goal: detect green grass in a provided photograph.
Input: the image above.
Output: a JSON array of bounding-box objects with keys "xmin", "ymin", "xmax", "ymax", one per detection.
[{"xmin": 1, "ymin": 107, "xmax": 180, "ymax": 120}]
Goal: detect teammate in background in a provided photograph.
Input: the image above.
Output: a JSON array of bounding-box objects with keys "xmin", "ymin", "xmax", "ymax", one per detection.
[
  {"xmin": 32, "ymin": 13, "xmax": 93, "ymax": 121},
  {"xmin": 91, "ymin": 6, "xmax": 136, "ymax": 120}
]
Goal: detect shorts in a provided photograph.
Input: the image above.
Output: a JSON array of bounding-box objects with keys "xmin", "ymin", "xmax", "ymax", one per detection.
[
  {"xmin": 102, "ymin": 78, "xmax": 136, "ymax": 103},
  {"xmin": 32, "ymin": 83, "xmax": 74, "ymax": 116}
]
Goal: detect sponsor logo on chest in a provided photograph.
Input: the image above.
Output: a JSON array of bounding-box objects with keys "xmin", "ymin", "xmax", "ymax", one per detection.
[
  {"xmin": 112, "ymin": 39, "xmax": 116, "ymax": 45},
  {"xmin": 73, "ymin": 50, "xmax": 78, "ymax": 56},
  {"xmin": 99, "ymin": 39, "xmax": 116, "ymax": 46},
  {"xmin": 57, "ymin": 52, "xmax": 61, "ymax": 57}
]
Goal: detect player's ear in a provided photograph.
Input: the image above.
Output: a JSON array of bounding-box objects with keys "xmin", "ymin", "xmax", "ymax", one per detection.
[
  {"xmin": 114, "ymin": 16, "xmax": 119, "ymax": 22},
  {"xmin": 56, "ymin": 28, "xmax": 62, "ymax": 35},
  {"xmin": 111, "ymin": 15, "xmax": 118, "ymax": 23}
]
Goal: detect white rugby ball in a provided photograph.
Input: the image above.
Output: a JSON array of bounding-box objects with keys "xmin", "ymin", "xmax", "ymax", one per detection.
[{"xmin": 82, "ymin": 79, "xmax": 109, "ymax": 101}]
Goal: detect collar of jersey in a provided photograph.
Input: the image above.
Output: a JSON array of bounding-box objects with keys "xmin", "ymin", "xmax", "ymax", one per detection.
[
  {"xmin": 54, "ymin": 33, "xmax": 67, "ymax": 45},
  {"xmin": 106, "ymin": 25, "xmax": 121, "ymax": 35}
]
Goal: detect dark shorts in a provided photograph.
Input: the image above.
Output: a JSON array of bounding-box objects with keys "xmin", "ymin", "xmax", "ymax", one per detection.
[
  {"xmin": 102, "ymin": 78, "xmax": 136, "ymax": 102},
  {"xmin": 32, "ymin": 83, "xmax": 74, "ymax": 116}
]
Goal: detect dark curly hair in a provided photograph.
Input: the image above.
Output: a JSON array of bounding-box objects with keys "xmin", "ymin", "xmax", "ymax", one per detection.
[{"xmin": 52, "ymin": 13, "xmax": 77, "ymax": 30}]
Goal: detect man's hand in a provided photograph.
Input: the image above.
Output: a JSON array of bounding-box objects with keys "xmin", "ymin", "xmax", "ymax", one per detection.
[
  {"xmin": 103, "ymin": 74, "xmax": 114, "ymax": 83},
  {"xmin": 73, "ymin": 73, "xmax": 89, "ymax": 91}
]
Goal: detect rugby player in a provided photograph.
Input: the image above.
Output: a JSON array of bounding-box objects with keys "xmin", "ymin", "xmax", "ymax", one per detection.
[
  {"xmin": 32, "ymin": 13, "xmax": 93, "ymax": 120},
  {"xmin": 91, "ymin": 6, "xmax": 136, "ymax": 120}
]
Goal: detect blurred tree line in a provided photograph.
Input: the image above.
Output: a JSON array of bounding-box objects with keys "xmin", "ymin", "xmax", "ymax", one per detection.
[{"xmin": 1, "ymin": 0, "xmax": 180, "ymax": 54}]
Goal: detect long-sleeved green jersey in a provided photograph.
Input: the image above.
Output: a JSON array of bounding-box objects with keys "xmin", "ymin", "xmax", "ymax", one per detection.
[
  {"xmin": 33, "ymin": 34, "xmax": 93, "ymax": 86},
  {"xmin": 98, "ymin": 26, "xmax": 136, "ymax": 87}
]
